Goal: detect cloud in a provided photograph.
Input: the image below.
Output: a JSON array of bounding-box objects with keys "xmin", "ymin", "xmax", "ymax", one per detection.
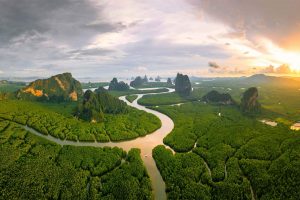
[
  {"xmin": 276, "ymin": 64, "xmax": 292, "ymax": 74},
  {"xmin": 208, "ymin": 65, "xmax": 250, "ymax": 76},
  {"xmin": 186, "ymin": 0, "xmax": 300, "ymax": 50},
  {"xmin": 260, "ymin": 65, "xmax": 275, "ymax": 73},
  {"xmin": 0, "ymin": 0, "xmax": 129, "ymax": 77},
  {"xmin": 1, "ymin": 0, "xmax": 299, "ymax": 78},
  {"xmin": 0, "ymin": 0, "xmax": 124, "ymax": 47},
  {"xmin": 258, "ymin": 64, "xmax": 299, "ymax": 74},
  {"xmin": 208, "ymin": 61, "xmax": 220, "ymax": 69},
  {"xmin": 122, "ymin": 39, "xmax": 230, "ymax": 59},
  {"xmin": 209, "ymin": 63, "xmax": 298, "ymax": 76},
  {"xmin": 68, "ymin": 48, "xmax": 115, "ymax": 57},
  {"xmin": 136, "ymin": 66, "xmax": 148, "ymax": 72}
]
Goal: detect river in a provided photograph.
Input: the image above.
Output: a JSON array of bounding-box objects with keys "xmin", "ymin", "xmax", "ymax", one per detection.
[{"xmin": 22, "ymin": 88, "xmax": 175, "ymax": 200}]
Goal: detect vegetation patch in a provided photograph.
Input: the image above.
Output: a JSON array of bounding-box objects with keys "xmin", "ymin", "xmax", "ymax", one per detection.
[
  {"xmin": 0, "ymin": 121, "xmax": 152, "ymax": 199},
  {"xmin": 0, "ymin": 100, "xmax": 161, "ymax": 142},
  {"xmin": 138, "ymin": 92, "xmax": 197, "ymax": 106},
  {"xmin": 153, "ymin": 101, "xmax": 300, "ymax": 199},
  {"xmin": 108, "ymin": 88, "xmax": 168, "ymax": 97},
  {"xmin": 202, "ymin": 90, "xmax": 235, "ymax": 105},
  {"xmin": 75, "ymin": 89, "xmax": 128, "ymax": 122},
  {"xmin": 126, "ymin": 95, "xmax": 138, "ymax": 103}
]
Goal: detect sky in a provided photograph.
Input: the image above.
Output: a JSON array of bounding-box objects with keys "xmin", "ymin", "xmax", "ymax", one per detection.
[{"xmin": 0, "ymin": 0, "xmax": 300, "ymax": 79}]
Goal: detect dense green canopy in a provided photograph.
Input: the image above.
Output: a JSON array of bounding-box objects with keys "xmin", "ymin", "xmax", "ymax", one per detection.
[
  {"xmin": 75, "ymin": 89, "xmax": 127, "ymax": 122},
  {"xmin": 0, "ymin": 121, "xmax": 152, "ymax": 200},
  {"xmin": 202, "ymin": 90, "xmax": 235, "ymax": 105}
]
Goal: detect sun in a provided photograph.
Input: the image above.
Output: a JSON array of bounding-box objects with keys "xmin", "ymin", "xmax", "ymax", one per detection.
[
  {"xmin": 262, "ymin": 39, "xmax": 300, "ymax": 72},
  {"xmin": 279, "ymin": 52, "xmax": 300, "ymax": 71},
  {"xmin": 287, "ymin": 58, "xmax": 300, "ymax": 71}
]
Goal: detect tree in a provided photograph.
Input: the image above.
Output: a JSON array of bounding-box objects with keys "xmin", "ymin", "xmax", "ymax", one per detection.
[{"xmin": 175, "ymin": 73, "xmax": 191, "ymax": 96}]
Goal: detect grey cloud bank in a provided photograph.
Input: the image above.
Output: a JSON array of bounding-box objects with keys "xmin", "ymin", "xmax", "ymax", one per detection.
[{"xmin": 0, "ymin": 0, "xmax": 299, "ymax": 79}]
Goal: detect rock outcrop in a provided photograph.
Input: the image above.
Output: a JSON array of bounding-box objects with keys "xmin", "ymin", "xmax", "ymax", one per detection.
[
  {"xmin": 108, "ymin": 78, "xmax": 129, "ymax": 91},
  {"xmin": 175, "ymin": 73, "xmax": 191, "ymax": 96},
  {"xmin": 167, "ymin": 78, "xmax": 173, "ymax": 85},
  {"xmin": 130, "ymin": 76, "xmax": 146, "ymax": 87},
  {"xmin": 202, "ymin": 90, "xmax": 235, "ymax": 105},
  {"xmin": 17, "ymin": 73, "xmax": 82, "ymax": 101},
  {"xmin": 240, "ymin": 87, "xmax": 261, "ymax": 113}
]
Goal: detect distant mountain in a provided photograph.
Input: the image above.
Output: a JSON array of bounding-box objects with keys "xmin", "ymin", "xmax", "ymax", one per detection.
[
  {"xmin": 242, "ymin": 74, "xmax": 300, "ymax": 87},
  {"xmin": 190, "ymin": 74, "xmax": 300, "ymax": 88},
  {"xmin": 17, "ymin": 73, "xmax": 82, "ymax": 101},
  {"xmin": 202, "ymin": 90, "xmax": 235, "ymax": 105}
]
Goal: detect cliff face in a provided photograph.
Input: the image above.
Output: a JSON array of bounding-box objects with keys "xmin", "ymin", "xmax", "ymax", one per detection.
[
  {"xmin": 17, "ymin": 73, "xmax": 82, "ymax": 101},
  {"xmin": 175, "ymin": 73, "xmax": 191, "ymax": 96},
  {"xmin": 240, "ymin": 87, "xmax": 261, "ymax": 113}
]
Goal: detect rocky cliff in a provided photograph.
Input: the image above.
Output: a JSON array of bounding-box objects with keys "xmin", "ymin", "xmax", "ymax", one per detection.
[
  {"xmin": 175, "ymin": 73, "xmax": 191, "ymax": 96},
  {"xmin": 240, "ymin": 87, "xmax": 261, "ymax": 113},
  {"xmin": 17, "ymin": 73, "xmax": 82, "ymax": 101}
]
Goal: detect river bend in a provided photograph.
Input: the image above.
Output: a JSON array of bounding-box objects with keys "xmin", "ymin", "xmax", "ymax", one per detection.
[{"xmin": 22, "ymin": 88, "xmax": 175, "ymax": 200}]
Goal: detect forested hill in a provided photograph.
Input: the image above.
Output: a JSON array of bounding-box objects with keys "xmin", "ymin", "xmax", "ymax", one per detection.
[
  {"xmin": 75, "ymin": 88, "xmax": 128, "ymax": 122},
  {"xmin": 16, "ymin": 73, "xmax": 82, "ymax": 102},
  {"xmin": 202, "ymin": 90, "xmax": 235, "ymax": 105}
]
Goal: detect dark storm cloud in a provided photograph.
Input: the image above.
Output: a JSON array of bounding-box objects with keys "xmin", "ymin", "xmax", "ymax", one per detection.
[
  {"xmin": 0, "ymin": 0, "xmax": 124, "ymax": 47},
  {"xmin": 4, "ymin": 0, "xmax": 297, "ymax": 78},
  {"xmin": 0, "ymin": 0, "xmax": 127, "ymax": 77},
  {"xmin": 186, "ymin": 0, "xmax": 300, "ymax": 48}
]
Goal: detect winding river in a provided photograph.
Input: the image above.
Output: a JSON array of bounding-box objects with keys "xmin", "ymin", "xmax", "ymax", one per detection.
[{"xmin": 23, "ymin": 88, "xmax": 175, "ymax": 200}]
